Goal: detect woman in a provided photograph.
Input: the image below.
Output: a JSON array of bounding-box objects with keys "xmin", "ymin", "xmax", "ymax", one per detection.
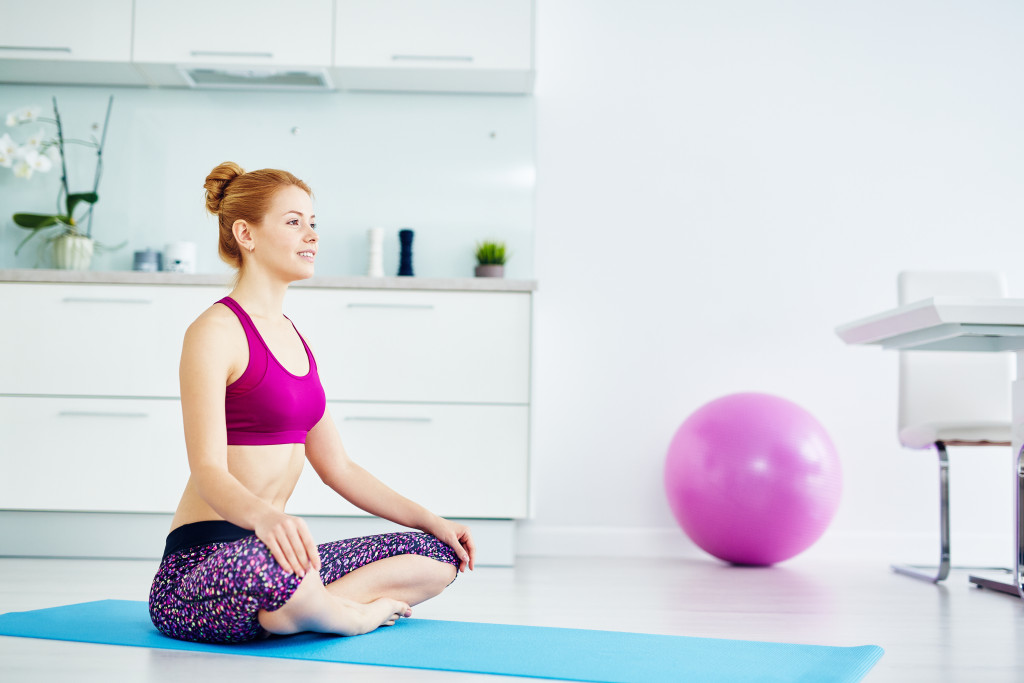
[{"xmin": 149, "ymin": 162, "xmax": 474, "ymax": 644}]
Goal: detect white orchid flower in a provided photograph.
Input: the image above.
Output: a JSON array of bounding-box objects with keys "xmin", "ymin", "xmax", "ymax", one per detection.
[
  {"xmin": 26, "ymin": 128, "xmax": 47, "ymax": 148},
  {"xmin": 0, "ymin": 133, "xmax": 15, "ymax": 167},
  {"xmin": 11, "ymin": 148, "xmax": 50, "ymax": 177},
  {"xmin": 45, "ymin": 145, "xmax": 61, "ymax": 164},
  {"xmin": 5, "ymin": 106, "xmax": 41, "ymax": 127},
  {"xmin": 13, "ymin": 159, "xmax": 33, "ymax": 178},
  {"xmin": 25, "ymin": 148, "xmax": 52, "ymax": 173}
]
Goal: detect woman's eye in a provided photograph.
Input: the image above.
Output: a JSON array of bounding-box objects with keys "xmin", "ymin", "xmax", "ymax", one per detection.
[{"xmin": 310, "ymin": 223, "xmax": 317, "ymax": 231}]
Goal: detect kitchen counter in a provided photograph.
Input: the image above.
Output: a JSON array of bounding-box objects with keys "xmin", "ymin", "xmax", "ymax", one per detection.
[{"xmin": 0, "ymin": 269, "xmax": 537, "ymax": 292}]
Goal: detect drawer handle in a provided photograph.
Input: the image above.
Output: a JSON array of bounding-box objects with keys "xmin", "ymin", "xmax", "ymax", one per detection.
[
  {"xmin": 0, "ymin": 45, "xmax": 72, "ymax": 53},
  {"xmin": 59, "ymin": 411, "xmax": 149, "ymax": 419},
  {"xmin": 346, "ymin": 303, "xmax": 435, "ymax": 310},
  {"xmin": 344, "ymin": 416, "xmax": 432, "ymax": 424},
  {"xmin": 392, "ymin": 55, "xmax": 474, "ymax": 63},
  {"xmin": 62, "ymin": 297, "xmax": 153, "ymax": 305},
  {"xmin": 191, "ymin": 50, "xmax": 274, "ymax": 58}
]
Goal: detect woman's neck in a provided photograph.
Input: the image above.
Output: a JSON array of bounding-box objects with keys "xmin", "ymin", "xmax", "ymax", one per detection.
[{"xmin": 229, "ymin": 273, "xmax": 289, "ymax": 320}]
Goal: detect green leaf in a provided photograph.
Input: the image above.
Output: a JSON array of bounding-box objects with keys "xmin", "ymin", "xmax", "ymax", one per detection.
[
  {"xmin": 12, "ymin": 213, "xmax": 61, "ymax": 229},
  {"xmin": 475, "ymin": 241, "xmax": 507, "ymax": 265},
  {"xmin": 65, "ymin": 192, "xmax": 99, "ymax": 217}
]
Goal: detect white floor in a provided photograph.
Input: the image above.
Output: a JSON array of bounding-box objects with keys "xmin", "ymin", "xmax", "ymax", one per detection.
[{"xmin": 1, "ymin": 555, "xmax": 1023, "ymax": 682}]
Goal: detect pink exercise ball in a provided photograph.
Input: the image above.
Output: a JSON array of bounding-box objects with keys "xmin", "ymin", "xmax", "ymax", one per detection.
[{"xmin": 664, "ymin": 393, "xmax": 842, "ymax": 566}]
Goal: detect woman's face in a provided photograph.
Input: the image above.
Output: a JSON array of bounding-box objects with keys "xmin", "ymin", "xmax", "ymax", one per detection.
[{"xmin": 253, "ymin": 184, "xmax": 318, "ymax": 280}]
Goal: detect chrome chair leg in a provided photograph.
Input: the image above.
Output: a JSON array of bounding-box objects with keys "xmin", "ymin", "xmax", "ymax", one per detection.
[{"xmin": 892, "ymin": 441, "xmax": 951, "ymax": 582}]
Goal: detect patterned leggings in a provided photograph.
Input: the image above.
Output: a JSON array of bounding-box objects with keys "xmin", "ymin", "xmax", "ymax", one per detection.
[{"xmin": 149, "ymin": 525, "xmax": 459, "ymax": 643}]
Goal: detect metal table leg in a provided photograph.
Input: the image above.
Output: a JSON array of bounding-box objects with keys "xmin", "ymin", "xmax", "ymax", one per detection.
[
  {"xmin": 968, "ymin": 442, "xmax": 1024, "ymax": 597},
  {"xmin": 969, "ymin": 353, "xmax": 1024, "ymax": 598}
]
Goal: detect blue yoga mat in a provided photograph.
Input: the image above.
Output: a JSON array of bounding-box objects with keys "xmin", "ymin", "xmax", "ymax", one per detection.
[{"xmin": 0, "ymin": 600, "xmax": 883, "ymax": 682}]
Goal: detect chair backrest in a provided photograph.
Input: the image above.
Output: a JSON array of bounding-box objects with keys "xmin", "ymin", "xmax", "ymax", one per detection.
[{"xmin": 897, "ymin": 271, "xmax": 1012, "ymax": 447}]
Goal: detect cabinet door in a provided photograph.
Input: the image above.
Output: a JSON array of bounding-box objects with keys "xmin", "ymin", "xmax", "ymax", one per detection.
[
  {"xmin": 334, "ymin": 0, "xmax": 533, "ymax": 93},
  {"xmin": 287, "ymin": 289, "xmax": 531, "ymax": 404},
  {"xmin": 0, "ymin": 396, "xmax": 189, "ymax": 513},
  {"xmin": 133, "ymin": 0, "xmax": 333, "ymax": 66},
  {"xmin": 0, "ymin": 283, "xmax": 221, "ymax": 397},
  {"xmin": 288, "ymin": 402, "xmax": 529, "ymax": 518},
  {"xmin": 0, "ymin": 0, "xmax": 133, "ymax": 62},
  {"xmin": 336, "ymin": 0, "xmax": 532, "ymax": 69}
]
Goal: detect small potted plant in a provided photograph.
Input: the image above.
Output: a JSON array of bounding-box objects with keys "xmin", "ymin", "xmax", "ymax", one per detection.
[
  {"xmin": 474, "ymin": 241, "xmax": 507, "ymax": 278},
  {"xmin": 3, "ymin": 96, "xmax": 118, "ymax": 269}
]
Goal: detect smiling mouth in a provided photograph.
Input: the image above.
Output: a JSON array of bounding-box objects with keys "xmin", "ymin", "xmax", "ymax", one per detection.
[{"xmin": 298, "ymin": 251, "xmax": 316, "ymax": 259}]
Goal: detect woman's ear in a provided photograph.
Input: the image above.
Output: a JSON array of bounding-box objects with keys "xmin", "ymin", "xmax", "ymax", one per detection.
[{"xmin": 233, "ymin": 220, "xmax": 255, "ymax": 253}]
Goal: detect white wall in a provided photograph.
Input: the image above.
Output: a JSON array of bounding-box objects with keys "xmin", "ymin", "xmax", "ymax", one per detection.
[{"xmin": 522, "ymin": 0, "xmax": 1024, "ymax": 565}]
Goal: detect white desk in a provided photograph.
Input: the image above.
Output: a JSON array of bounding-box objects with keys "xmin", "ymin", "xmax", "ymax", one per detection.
[{"xmin": 837, "ymin": 296, "xmax": 1024, "ymax": 598}]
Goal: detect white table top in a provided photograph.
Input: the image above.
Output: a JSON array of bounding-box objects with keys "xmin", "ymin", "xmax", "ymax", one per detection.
[{"xmin": 836, "ymin": 296, "xmax": 1024, "ymax": 352}]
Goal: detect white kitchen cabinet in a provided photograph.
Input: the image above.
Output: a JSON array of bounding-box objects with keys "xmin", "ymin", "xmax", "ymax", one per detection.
[
  {"xmin": 133, "ymin": 0, "xmax": 334, "ymax": 88},
  {"xmin": 289, "ymin": 402, "xmax": 529, "ymax": 518},
  {"xmin": 0, "ymin": 279, "xmax": 532, "ymax": 522},
  {"xmin": 0, "ymin": 0, "xmax": 147, "ymax": 86},
  {"xmin": 134, "ymin": 0, "xmax": 333, "ymax": 66},
  {"xmin": 0, "ymin": 396, "xmax": 190, "ymax": 512},
  {"xmin": 0, "ymin": 0, "xmax": 133, "ymax": 62},
  {"xmin": 334, "ymin": 0, "xmax": 534, "ymax": 93},
  {"xmin": 0, "ymin": 283, "xmax": 219, "ymax": 397},
  {"xmin": 287, "ymin": 288, "xmax": 531, "ymax": 404}
]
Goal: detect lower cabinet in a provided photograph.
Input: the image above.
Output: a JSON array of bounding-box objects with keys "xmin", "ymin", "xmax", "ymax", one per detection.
[
  {"xmin": 0, "ymin": 280, "xmax": 531, "ymax": 522},
  {"xmin": 289, "ymin": 402, "xmax": 528, "ymax": 518},
  {"xmin": 0, "ymin": 396, "xmax": 190, "ymax": 512}
]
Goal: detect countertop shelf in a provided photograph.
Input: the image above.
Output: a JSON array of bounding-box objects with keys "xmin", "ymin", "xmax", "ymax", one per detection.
[{"xmin": 0, "ymin": 269, "xmax": 537, "ymax": 293}]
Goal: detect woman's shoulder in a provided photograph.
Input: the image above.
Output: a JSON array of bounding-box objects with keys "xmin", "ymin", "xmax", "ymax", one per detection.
[{"xmin": 184, "ymin": 301, "xmax": 243, "ymax": 346}]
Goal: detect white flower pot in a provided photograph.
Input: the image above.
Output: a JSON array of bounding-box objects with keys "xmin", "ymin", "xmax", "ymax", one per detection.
[{"xmin": 52, "ymin": 234, "xmax": 95, "ymax": 270}]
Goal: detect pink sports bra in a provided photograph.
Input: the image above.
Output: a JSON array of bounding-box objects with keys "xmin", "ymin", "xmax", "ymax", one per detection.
[{"xmin": 218, "ymin": 297, "xmax": 326, "ymax": 446}]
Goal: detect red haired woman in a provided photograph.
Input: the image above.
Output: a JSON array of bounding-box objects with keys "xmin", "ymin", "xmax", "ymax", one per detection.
[{"xmin": 148, "ymin": 162, "xmax": 474, "ymax": 643}]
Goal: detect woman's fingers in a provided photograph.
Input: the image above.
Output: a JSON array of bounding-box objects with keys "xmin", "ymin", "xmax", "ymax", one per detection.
[
  {"xmin": 257, "ymin": 514, "xmax": 319, "ymax": 577},
  {"xmin": 462, "ymin": 531, "xmax": 476, "ymax": 571},
  {"xmin": 298, "ymin": 521, "xmax": 322, "ymax": 571},
  {"xmin": 450, "ymin": 526, "xmax": 475, "ymax": 572},
  {"xmin": 284, "ymin": 524, "xmax": 310, "ymax": 577}
]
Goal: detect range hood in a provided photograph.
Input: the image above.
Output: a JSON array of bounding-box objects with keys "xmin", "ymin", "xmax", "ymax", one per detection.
[{"xmin": 178, "ymin": 65, "xmax": 333, "ymax": 90}]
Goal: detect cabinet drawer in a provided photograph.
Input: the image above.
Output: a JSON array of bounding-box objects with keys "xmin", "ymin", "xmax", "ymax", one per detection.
[
  {"xmin": 289, "ymin": 402, "xmax": 529, "ymax": 518},
  {"xmin": 134, "ymin": 0, "xmax": 333, "ymax": 66},
  {"xmin": 0, "ymin": 396, "xmax": 189, "ymax": 513},
  {"xmin": 287, "ymin": 289, "xmax": 531, "ymax": 404},
  {"xmin": 0, "ymin": 283, "xmax": 221, "ymax": 396}
]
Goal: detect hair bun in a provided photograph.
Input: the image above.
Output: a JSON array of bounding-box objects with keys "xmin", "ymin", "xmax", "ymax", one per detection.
[{"xmin": 203, "ymin": 161, "xmax": 245, "ymax": 215}]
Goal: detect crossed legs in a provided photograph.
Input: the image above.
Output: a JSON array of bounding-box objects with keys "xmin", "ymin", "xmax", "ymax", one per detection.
[
  {"xmin": 258, "ymin": 554, "xmax": 457, "ymax": 636},
  {"xmin": 150, "ymin": 530, "xmax": 458, "ymax": 643}
]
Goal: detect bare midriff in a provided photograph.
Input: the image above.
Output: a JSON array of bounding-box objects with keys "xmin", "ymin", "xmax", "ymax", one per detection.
[{"xmin": 170, "ymin": 443, "xmax": 306, "ymax": 531}]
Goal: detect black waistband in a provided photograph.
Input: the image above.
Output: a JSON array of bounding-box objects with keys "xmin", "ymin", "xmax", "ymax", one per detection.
[{"xmin": 162, "ymin": 520, "xmax": 253, "ymax": 559}]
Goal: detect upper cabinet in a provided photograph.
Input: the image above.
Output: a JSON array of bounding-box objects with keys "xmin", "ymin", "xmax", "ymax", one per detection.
[
  {"xmin": 0, "ymin": 0, "xmax": 147, "ymax": 86},
  {"xmin": 0, "ymin": 0, "xmax": 534, "ymax": 93},
  {"xmin": 334, "ymin": 0, "xmax": 534, "ymax": 93},
  {"xmin": 132, "ymin": 0, "xmax": 335, "ymax": 88}
]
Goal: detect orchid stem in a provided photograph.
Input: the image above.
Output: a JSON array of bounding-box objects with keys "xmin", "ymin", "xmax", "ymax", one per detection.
[{"xmin": 88, "ymin": 95, "xmax": 113, "ymax": 239}]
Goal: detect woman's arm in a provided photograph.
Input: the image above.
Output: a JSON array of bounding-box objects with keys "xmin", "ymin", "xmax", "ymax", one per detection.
[
  {"xmin": 179, "ymin": 310, "xmax": 320, "ymax": 576},
  {"xmin": 304, "ymin": 409, "xmax": 475, "ymax": 571}
]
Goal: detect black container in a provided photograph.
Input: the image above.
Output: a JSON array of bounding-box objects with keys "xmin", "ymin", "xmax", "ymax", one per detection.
[{"xmin": 398, "ymin": 229, "xmax": 415, "ymax": 276}]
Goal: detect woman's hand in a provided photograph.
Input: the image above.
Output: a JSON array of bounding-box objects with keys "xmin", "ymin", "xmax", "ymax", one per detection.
[
  {"xmin": 254, "ymin": 510, "xmax": 321, "ymax": 578},
  {"xmin": 426, "ymin": 517, "xmax": 476, "ymax": 572}
]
